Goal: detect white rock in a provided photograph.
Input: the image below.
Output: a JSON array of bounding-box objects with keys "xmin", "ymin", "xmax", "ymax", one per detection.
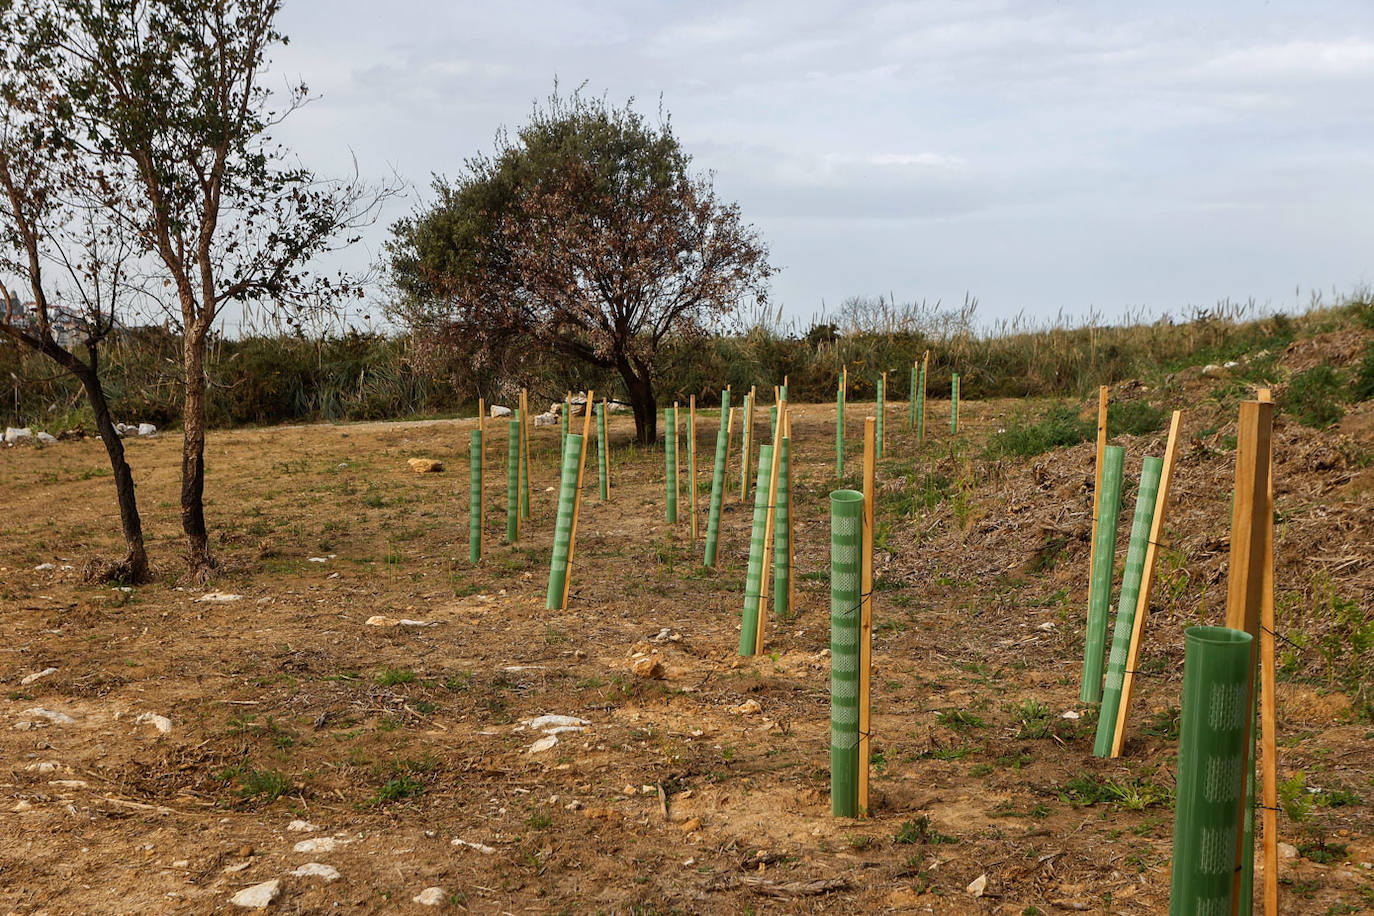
[
  {"xmin": 33, "ymin": 563, "xmax": 55, "ymax": 571},
  {"xmin": 290, "ymin": 862, "xmax": 340, "ymax": 882},
  {"xmin": 451, "ymin": 838, "xmax": 496, "ymax": 854},
  {"xmin": 230, "ymin": 879, "xmax": 280, "ymax": 909},
  {"xmin": 49, "ymin": 779, "xmax": 89, "ymax": 788},
  {"xmin": 134, "ymin": 712, "xmax": 173, "ymax": 735},
  {"xmin": 1200, "ymin": 363, "xmax": 1230, "ymax": 380},
  {"xmin": 293, "ymin": 837, "xmax": 337, "ymax": 853},
  {"xmin": 1278, "ymin": 842, "xmax": 1298, "ymax": 859},
  {"xmin": 1036, "ymin": 621, "xmax": 1055, "ymax": 631},
  {"xmin": 1061, "ymin": 710, "xmax": 1080, "ymax": 720},
  {"xmin": 307, "ymin": 557, "xmax": 329, "ymax": 563},
  {"xmin": 528, "ymin": 735, "xmax": 559, "ymax": 754},
  {"xmin": 489, "ymin": 405, "xmax": 512, "ymax": 418},
  {"xmin": 286, "ymin": 819, "xmax": 317, "ymax": 832},
  {"xmin": 732, "ymin": 699, "xmax": 762, "ymax": 716},
  {"xmin": 36, "ymin": 431, "xmax": 57, "ymax": 444},
  {"xmin": 364, "ymin": 615, "xmax": 432, "ymax": 628},
  {"xmin": 196, "ymin": 592, "xmax": 244, "ymax": 603},
  {"xmin": 966, "ymin": 874, "xmax": 987, "ymax": 897},
  {"xmin": 20, "ymin": 667, "xmax": 58, "ymax": 685},
  {"xmin": 5, "ymin": 427, "xmax": 33, "ymax": 443},
  {"xmin": 533, "ymin": 412, "xmax": 559, "ymax": 427},
  {"xmin": 21, "ymin": 707, "xmax": 75, "ymax": 725},
  {"xmin": 1223, "ymin": 360, "xmax": 1240, "ymax": 371},
  {"xmin": 524, "ymin": 715, "xmax": 590, "ymax": 733},
  {"xmin": 24, "ymin": 761, "xmax": 64, "ymax": 773},
  {"xmin": 413, "ymin": 887, "xmax": 447, "ymax": 906},
  {"xmin": 137, "ymin": 423, "xmax": 157, "ymax": 437}
]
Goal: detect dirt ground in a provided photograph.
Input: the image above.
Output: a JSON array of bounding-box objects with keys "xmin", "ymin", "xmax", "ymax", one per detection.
[{"xmin": 1, "ymin": 376, "xmax": 1371, "ymax": 913}]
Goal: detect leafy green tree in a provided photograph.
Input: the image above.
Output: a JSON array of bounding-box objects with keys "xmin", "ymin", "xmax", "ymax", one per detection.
[{"xmin": 388, "ymin": 90, "xmax": 774, "ymax": 443}]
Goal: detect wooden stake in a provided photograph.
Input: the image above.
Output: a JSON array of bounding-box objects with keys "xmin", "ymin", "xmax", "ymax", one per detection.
[
  {"xmin": 859, "ymin": 416, "xmax": 876, "ymax": 814},
  {"xmin": 1256, "ymin": 389, "xmax": 1279, "ymax": 916},
  {"xmin": 689, "ymin": 395, "xmax": 699, "ymax": 540},
  {"xmin": 1225, "ymin": 400, "xmax": 1273, "ymax": 914},
  {"xmin": 560, "ymin": 390, "xmax": 595, "ymax": 611},
  {"xmin": 755, "ymin": 401, "xmax": 785, "ymax": 656},
  {"xmin": 1087, "ymin": 386, "xmax": 1110, "ymax": 597},
  {"xmin": 1111, "ymin": 410, "xmax": 1183, "ymax": 756}
]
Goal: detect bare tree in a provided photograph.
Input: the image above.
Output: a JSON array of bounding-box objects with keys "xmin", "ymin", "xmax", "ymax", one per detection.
[
  {"xmin": 35, "ymin": 0, "xmax": 393, "ymax": 576},
  {"xmin": 0, "ymin": 8, "xmax": 150, "ymax": 580}
]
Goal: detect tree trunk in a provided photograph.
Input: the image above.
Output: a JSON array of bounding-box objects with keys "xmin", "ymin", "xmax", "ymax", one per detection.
[
  {"xmin": 78, "ymin": 367, "xmax": 150, "ymax": 583},
  {"xmin": 181, "ymin": 328, "xmax": 214, "ymax": 578},
  {"xmin": 620, "ymin": 363, "xmax": 657, "ymax": 445}
]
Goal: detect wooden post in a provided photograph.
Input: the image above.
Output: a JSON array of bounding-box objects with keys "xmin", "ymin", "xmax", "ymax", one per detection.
[
  {"xmin": 859, "ymin": 416, "xmax": 875, "ymax": 814},
  {"xmin": 689, "ymin": 395, "xmax": 699, "ymax": 540},
  {"xmin": 1111, "ymin": 410, "xmax": 1183, "ymax": 756},
  {"xmin": 1256, "ymin": 389, "xmax": 1278, "ymax": 916},
  {"xmin": 755, "ymin": 401, "xmax": 785, "ymax": 655},
  {"xmin": 1087, "ymin": 386, "xmax": 1110, "ymax": 598},
  {"xmin": 560, "ymin": 390, "xmax": 595, "ymax": 611},
  {"xmin": 1225, "ymin": 400, "xmax": 1273, "ymax": 915}
]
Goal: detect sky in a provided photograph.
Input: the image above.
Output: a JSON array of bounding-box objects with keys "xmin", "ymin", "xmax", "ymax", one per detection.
[{"xmin": 266, "ymin": 0, "xmax": 1374, "ymax": 332}]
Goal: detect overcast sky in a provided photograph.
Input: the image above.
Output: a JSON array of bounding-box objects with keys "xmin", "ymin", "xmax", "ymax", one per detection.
[{"xmin": 268, "ymin": 0, "xmax": 1374, "ymax": 331}]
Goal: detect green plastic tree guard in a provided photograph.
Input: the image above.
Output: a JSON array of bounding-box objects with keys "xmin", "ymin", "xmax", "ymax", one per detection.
[
  {"xmin": 665, "ymin": 406, "xmax": 678, "ymax": 523},
  {"xmin": 518, "ymin": 409, "xmax": 530, "ymax": 520},
  {"xmin": 908, "ymin": 365, "xmax": 916, "ymax": 430},
  {"xmin": 836, "ymin": 383, "xmax": 845, "ymax": 480},
  {"xmin": 687, "ymin": 403, "xmax": 696, "ymax": 523},
  {"xmin": 1094, "ymin": 455, "xmax": 1163, "ymax": 755},
  {"xmin": 596, "ymin": 402, "xmax": 609, "ymax": 501},
  {"xmin": 1081, "ymin": 444, "xmax": 1125, "ymax": 703},
  {"xmin": 704, "ymin": 394, "xmax": 730, "ymax": 567},
  {"xmin": 769, "ymin": 405, "xmax": 777, "ymax": 442},
  {"xmin": 560, "ymin": 399, "xmax": 569, "ymax": 454},
  {"xmin": 544, "ymin": 433, "xmax": 582, "ymax": 610},
  {"xmin": 772, "ymin": 437, "xmax": 791, "ymax": 619},
  {"xmin": 739, "ymin": 392, "xmax": 754, "ymax": 498},
  {"xmin": 506, "ymin": 420, "xmax": 519, "ymax": 543},
  {"xmin": 916, "ymin": 362, "xmax": 926, "ymax": 441},
  {"xmin": 739, "ymin": 444, "xmax": 774, "ymax": 655},
  {"xmin": 468, "ymin": 429, "xmax": 482, "ymax": 564},
  {"xmin": 1168, "ymin": 625, "xmax": 1255, "ymax": 916},
  {"xmin": 830, "ymin": 488, "xmax": 864, "ymax": 816},
  {"xmin": 875, "ymin": 375, "xmax": 885, "ymax": 458},
  {"xmin": 951, "ymin": 373, "xmax": 960, "ymax": 433}
]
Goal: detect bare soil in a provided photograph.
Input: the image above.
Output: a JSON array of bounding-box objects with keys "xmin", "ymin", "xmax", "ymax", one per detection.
[{"xmin": 2, "ymin": 378, "xmax": 1371, "ymax": 913}]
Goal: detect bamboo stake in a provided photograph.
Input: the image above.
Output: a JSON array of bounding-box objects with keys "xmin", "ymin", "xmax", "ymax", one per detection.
[
  {"xmin": 1111, "ymin": 410, "xmax": 1183, "ymax": 756},
  {"xmin": 559, "ymin": 390, "xmax": 594, "ymax": 611},
  {"xmin": 1256, "ymin": 389, "xmax": 1278, "ymax": 916},
  {"xmin": 1225, "ymin": 400, "xmax": 1273, "ymax": 916},
  {"xmin": 755, "ymin": 401, "xmax": 785, "ymax": 655},
  {"xmin": 1088, "ymin": 386, "xmax": 1109, "ymax": 583},
  {"xmin": 689, "ymin": 395, "xmax": 699, "ymax": 540},
  {"xmin": 859, "ymin": 416, "xmax": 875, "ymax": 814}
]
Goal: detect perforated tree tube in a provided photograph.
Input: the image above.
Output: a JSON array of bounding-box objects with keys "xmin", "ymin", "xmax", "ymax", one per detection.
[
  {"xmin": 1168, "ymin": 626, "xmax": 1255, "ymax": 916},
  {"xmin": 1094, "ymin": 455, "xmax": 1163, "ymax": 755},
  {"xmin": 875, "ymin": 375, "xmax": 885, "ymax": 457},
  {"xmin": 739, "ymin": 392, "xmax": 754, "ymax": 498},
  {"xmin": 836, "ymin": 384, "xmax": 845, "ymax": 480},
  {"xmin": 916, "ymin": 362, "xmax": 926, "ymax": 441},
  {"xmin": 739, "ymin": 444, "xmax": 774, "ymax": 655},
  {"xmin": 830, "ymin": 489, "xmax": 864, "ymax": 817},
  {"xmin": 545, "ymin": 433, "xmax": 582, "ymax": 610},
  {"xmin": 772, "ymin": 437, "xmax": 792, "ymax": 619},
  {"xmin": 704, "ymin": 395, "xmax": 730, "ymax": 567},
  {"xmin": 665, "ymin": 406, "xmax": 678, "ymax": 523},
  {"xmin": 468, "ymin": 429, "xmax": 483, "ymax": 564},
  {"xmin": 518, "ymin": 409, "xmax": 530, "ymax": 520},
  {"xmin": 560, "ymin": 399, "xmax": 569, "ymax": 453},
  {"xmin": 596, "ymin": 402, "xmax": 609, "ymax": 500},
  {"xmin": 908, "ymin": 365, "xmax": 917, "ymax": 430},
  {"xmin": 951, "ymin": 373, "xmax": 960, "ymax": 433},
  {"xmin": 1081, "ymin": 444, "xmax": 1125, "ymax": 703},
  {"xmin": 506, "ymin": 420, "xmax": 520, "ymax": 542},
  {"xmin": 769, "ymin": 405, "xmax": 777, "ymax": 442}
]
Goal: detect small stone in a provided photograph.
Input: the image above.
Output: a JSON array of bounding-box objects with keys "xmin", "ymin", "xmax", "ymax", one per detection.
[
  {"xmin": 36, "ymin": 431, "xmax": 57, "ymax": 444},
  {"xmin": 966, "ymin": 874, "xmax": 987, "ymax": 897},
  {"xmin": 533, "ymin": 412, "xmax": 559, "ymax": 427},
  {"xmin": 489, "ymin": 405, "xmax": 512, "ymax": 418},
  {"xmin": 291, "ymin": 862, "xmax": 340, "ymax": 882},
  {"xmin": 286, "ymin": 819, "xmax": 317, "ymax": 832},
  {"xmin": 229, "ymin": 879, "xmax": 280, "ymax": 908},
  {"xmin": 196, "ymin": 592, "xmax": 244, "ymax": 603},
  {"xmin": 528, "ymin": 735, "xmax": 559, "ymax": 754},
  {"xmin": 134, "ymin": 712, "xmax": 173, "ymax": 735},
  {"xmin": 137, "ymin": 423, "xmax": 157, "ymax": 437},
  {"xmin": 172, "ymin": 859, "xmax": 189, "ymax": 868},
  {"xmin": 223, "ymin": 861, "xmax": 252, "ymax": 874},
  {"xmin": 49, "ymin": 779, "xmax": 89, "ymax": 788},
  {"xmin": 407, "ymin": 458, "xmax": 444, "ymax": 473},
  {"xmin": 413, "ymin": 886, "xmax": 447, "ymax": 906},
  {"xmin": 5, "ymin": 427, "xmax": 33, "ymax": 444},
  {"xmin": 732, "ymin": 699, "xmax": 762, "ymax": 716},
  {"xmin": 451, "ymin": 838, "xmax": 496, "ymax": 854},
  {"xmin": 33, "ymin": 563, "xmax": 54, "ymax": 571},
  {"xmin": 679, "ymin": 817, "xmax": 701, "ymax": 833},
  {"xmin": 631, "ymin": 656, "xmax": 664, "ymax": 679},
  {"xmin": 1279, "ymin": 842, "xmax": 1298, "ymax": 859},
  {"xmin": 1201, "ymin": 363, "xmax": 1230, "ymax": 380},
  {"xmin": 20, "ymin": 707, "xmax": 75, "ymax": 725},
  {"xmin": 292, "ymin": 837, "xmax": 336, "ymax": 853},
  {"xmin": 25, "ymin": 761, "xmax": 63, "ymax": 773},
  {"xmin": 525, "ymin": 715, "xmax": 590, "ymax": 732},
  {"xmin": 1061, "ymin": 710, "xmax": 1080, "ymax": 719},
  {"xmin": 238, "ymin": 844, "xmax": 254, "ymax": 857},
  {"xmin": 20, "ymin": 667, "xmax": 58, "ymax": 685}
]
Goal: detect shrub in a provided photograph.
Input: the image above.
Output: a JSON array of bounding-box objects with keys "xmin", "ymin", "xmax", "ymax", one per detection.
[
  {"xmin": 1284, "ymin": 365, "xmax": 1346, "ymax": 428},
  {"xmin": 1350, "ymin": 342, "xmax": 1374, "ymax": 402},
  {"xmin": 986, "ymin": 404, "xmax": 1093, "ymax": 459}
]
